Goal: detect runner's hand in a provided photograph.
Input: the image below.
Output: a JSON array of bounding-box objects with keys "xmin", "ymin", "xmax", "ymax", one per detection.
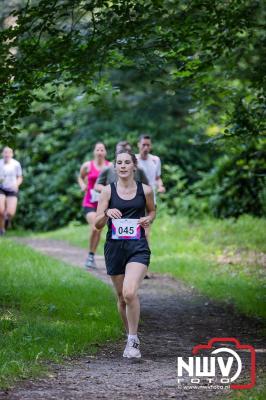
[
  {"xmin": 138, "ymin": 216, "xmax": 152, "ymax": 228},
  {"xmin": 157, "ymin": 185, "xmax": 166, "ymax": 193},
  {"xmin": 107, "ymin": 208, "xmax": 122, "ymax": 219},
  {"xmin": 13, "ymin": 183, "xmax": 19, "ymax": 192},
  {"xmin": 80, "ymin": 183, "xmax": 87, "ymax": 192}
]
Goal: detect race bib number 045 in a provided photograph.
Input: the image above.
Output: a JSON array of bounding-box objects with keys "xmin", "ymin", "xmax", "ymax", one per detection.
[{"xmin": 111, "ymin": 219, "xmax": 141, "ymax": 240}]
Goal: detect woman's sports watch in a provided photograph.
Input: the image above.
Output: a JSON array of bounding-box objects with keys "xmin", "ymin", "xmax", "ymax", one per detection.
[{"xmin": 104, "ymin": 208, "xmax": 109, "ymax": 217}]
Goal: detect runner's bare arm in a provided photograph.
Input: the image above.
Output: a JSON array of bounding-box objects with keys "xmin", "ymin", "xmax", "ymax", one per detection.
[
  {"xmin": 94, "ymin": 167, "xmax": 108, "ymax": 192},
  {"xmin": 95, "ymin": 185, "xmax": 122, "ymax": 229},
  {"xmin": 94, "ymin": 162, "xmax": 113, "ymax": 192},
  {"xmin": 16, "ymin": 175, "xmax": 23, "ymax": 191},
  {"xmin": 94, "ymin": 183, "xmax": 105, "ymax": 192},
  {"xmin": 156, "ymin": 176, "xmax": 166, "ymax": 193},
  {"xmin": 95, "ymin": 186, "xmax": 111, "ymax": 229},
  {"xmin": 154, "ymin": 157, "xmax": 165, "ymax": 193},
  {"xmin": 138, "ymin": 184, "xmax": 156, "ymax": 228},
  {"xmin": 78, "ymin": 161, "xmax": 90, "ymax": 191},
  {"xmin": 17, "ymin": 176, "xmax": 23, "ymax": 185}
]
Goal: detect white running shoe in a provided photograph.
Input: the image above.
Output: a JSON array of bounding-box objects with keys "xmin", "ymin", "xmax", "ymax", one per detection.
[
  {"xmin": 123, "ymin": 337, "xmax": 141, "ymax": 358},
  {"xmin": 85, "ymin": 254, "xmax": 96, "ymax": 269}
]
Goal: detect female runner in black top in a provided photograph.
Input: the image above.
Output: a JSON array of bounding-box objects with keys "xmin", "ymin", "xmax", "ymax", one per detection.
[{"xmin": 95, "ymin": 150, "xmax": 156, "ymax": 358}]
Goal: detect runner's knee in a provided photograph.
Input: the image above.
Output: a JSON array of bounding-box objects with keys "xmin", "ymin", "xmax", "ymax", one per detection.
[{"xmin": 123, "ymin": 288, "xmax": 137, "ymax": 304}]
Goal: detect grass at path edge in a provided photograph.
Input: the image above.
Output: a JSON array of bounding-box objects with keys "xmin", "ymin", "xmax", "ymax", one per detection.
[{"xmin": 0, "ymin": 240, "xmax": 122, "ymax": 388}]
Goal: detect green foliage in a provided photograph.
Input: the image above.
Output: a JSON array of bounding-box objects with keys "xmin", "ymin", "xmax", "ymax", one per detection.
[
  {"xmin": 161, "ymin": 165, "xmax": 209, "ymax": 218},
  {"xmin": 1, "ymin": 0, "xmax": 265, "ymax": 225},
  {"xmin": 161, "ymin": 138, "xmax": 266, "ymax": 218},
  {"xmin": 14, "ymin": 80, "xmax": 217, "ymax": 231},
  {"xmin": 0, "ymin": 0, "xmax": 265, "ymax": 142},
  {"xmin": 13, "ymin": 81, "xmax": 265, "ymax": 229},
  {"xmin": 228, "ymin": 382, "xmax": 266, "ymax": 400},
  {"xmin": 205, "ymin": 145, "xmax": 265, "ymax": 218}
]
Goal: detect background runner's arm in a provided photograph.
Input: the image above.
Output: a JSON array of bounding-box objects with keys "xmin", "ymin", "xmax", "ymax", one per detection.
[
  {"xmin": 95, "ymin": 186, "xmax": 122, "ymax": 228},
  {"xmin": 155, "ymin": 158, "xmax": 165, "ymax": 193},
  {"xmin": 16, "ymin": 176, "xmax": 23, "ymax": 190},
  {"xmin": 156, "ymin": 176, "xmax": 165, "ymax": 193},
  {"xmin": 94, "ymin": 168, "xmax": 108, "ymax": 192},
  {"xmin": 14, "ymin": 163, "xmax": 23, "ymax": 191},
  {"xmin": 78, "ymin": 161, "xmax": 90, "ymax": 192},
  {"xmin": 95, "ymin": 187, "xmax": 110, "ymax": 229},
  {"xmin": 145, "ymin": 186, "xmax": 156, "ymax": 222},
  {"xmin": 138, "ymin": 185, "xmax": 156, "ymax": 228}
]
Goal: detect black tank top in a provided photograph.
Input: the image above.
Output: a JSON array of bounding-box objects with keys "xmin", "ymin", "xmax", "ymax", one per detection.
[{"xmin": 107, "ymin": 181, "xmax": 146, "ymax": 239}]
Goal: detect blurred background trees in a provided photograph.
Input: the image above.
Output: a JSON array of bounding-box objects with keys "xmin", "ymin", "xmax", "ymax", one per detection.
[{"xmin": 0, "ymin": 0, "xmax": 265, "ymax": 230}]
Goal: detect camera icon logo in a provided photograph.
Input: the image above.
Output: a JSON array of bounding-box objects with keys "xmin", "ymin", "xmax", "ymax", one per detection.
[{"xmin": 177, "ymin": 337, "xmax": 256, "ymax": 390}]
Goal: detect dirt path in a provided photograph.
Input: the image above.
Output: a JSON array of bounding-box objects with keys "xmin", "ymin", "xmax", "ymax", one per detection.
[{"xmin": 1, "ymin": 238, "xmax": 265, "ymax": 400}]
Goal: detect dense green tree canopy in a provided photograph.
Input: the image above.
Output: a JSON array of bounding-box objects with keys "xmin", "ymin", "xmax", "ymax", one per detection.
[
  {"xmin": 0, "ymin": 1, "xmax": 265, "ymax": 228},
  {"xmin": 0, "ymin": 0, "xmax": 265, "ymax": 142}
]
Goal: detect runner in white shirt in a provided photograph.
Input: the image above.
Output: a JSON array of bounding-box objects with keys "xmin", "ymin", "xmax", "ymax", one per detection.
[
  {"xmin": 136, "ymin": 135, "xmax": 165, "ymax": 203},
  {"xmin": 0, "ymin": 147, "xmax": 23, "ymax": 235},
  {"xmin": 136, "ymin": 135, "xmax": 165, "ymax": 278}
]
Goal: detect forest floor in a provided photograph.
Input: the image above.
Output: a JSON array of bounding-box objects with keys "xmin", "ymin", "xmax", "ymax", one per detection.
[{"xmin": 0, "ymin": 238, "xmax": 265, "ymax": 400}]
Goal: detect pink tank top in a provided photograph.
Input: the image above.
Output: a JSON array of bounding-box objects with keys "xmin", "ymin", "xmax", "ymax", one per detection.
[{"xmin": 82, "ymin": 160, "xmax": 109, "ymax": 208}]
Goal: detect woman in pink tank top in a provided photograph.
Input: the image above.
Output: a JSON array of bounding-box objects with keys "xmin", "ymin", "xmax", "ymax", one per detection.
[{"xmin": 78, "ymin": 142, "xmax": 111, "ymax": 268}]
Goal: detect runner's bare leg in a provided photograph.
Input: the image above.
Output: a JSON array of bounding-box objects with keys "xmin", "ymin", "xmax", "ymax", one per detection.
[
  {"xmin": 111, "ymin": 275, "xmax": 128, "ymax": 334},
  {"xmin": 86, "ymin": 212, "xmax": 102, "ymax": 253},
  {"xmin": 6, "ymin": 196, "xmax": 18, "ymax": 224},
  {"xmin": 0, "ymin": 194, "xmax": 6, "ymax": 231},
  {"xmin": 123, "ymin": 262, "xmax": 147, "ymax": 334}
]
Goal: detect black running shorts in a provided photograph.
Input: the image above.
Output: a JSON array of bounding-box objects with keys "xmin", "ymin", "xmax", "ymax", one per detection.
[
  {"xmin": 104, "ymin": 237, "xmax": 151, "ymax": 275},
  {"xmin": 83, "ymin": 206, "xmax": 97, "ymax": 215},
  {"xmin": 0, "ymin": 188, "xmax": 18, "ymax": 197}
]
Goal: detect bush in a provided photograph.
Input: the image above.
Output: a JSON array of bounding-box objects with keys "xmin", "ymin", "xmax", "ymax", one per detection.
[{"xmin": 161, "ymin": 139, "xmax": 265, "ymax": 219}]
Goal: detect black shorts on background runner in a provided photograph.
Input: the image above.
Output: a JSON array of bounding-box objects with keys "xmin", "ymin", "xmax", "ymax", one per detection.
[
  {"xmin": 0, "ymin": 188, "xmax": 18, "ymax": 197},
  {"xmin": 83, "ymin": 206, "xmax": 97, "ymax": 215}
]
